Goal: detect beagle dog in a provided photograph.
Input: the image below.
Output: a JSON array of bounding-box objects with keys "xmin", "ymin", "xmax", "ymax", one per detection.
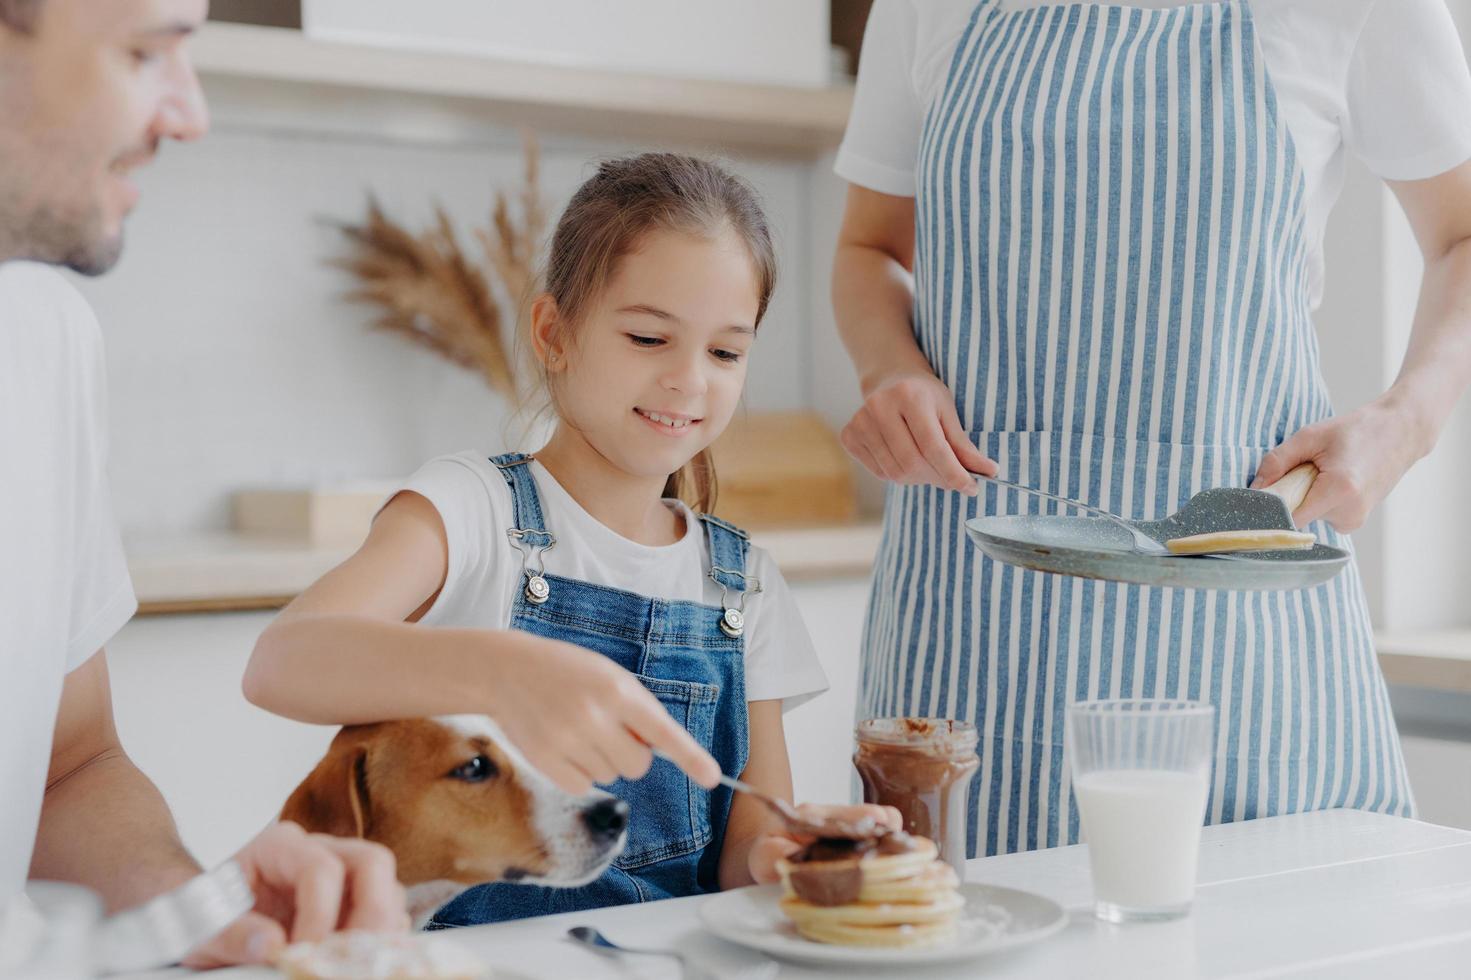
[{"xmin": 280, "ymin": 715, "xmax": 629, "ymax": 926}]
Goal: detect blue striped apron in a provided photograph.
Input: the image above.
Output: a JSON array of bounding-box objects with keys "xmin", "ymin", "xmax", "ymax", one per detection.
[{"xmin": 859, "ymin": 0, "xmax": 1414, "ymax": 859}]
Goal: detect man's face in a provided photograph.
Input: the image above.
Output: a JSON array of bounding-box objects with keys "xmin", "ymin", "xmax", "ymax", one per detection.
[{"xmin": 0, "ymin": 0, "xmax": 209, "ymax": 274}]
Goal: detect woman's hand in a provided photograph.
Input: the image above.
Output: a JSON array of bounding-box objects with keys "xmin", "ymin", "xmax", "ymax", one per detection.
[
  {"xmin": 746, "ymin": 803, "xmax": 904, "ymax": 885},
  {"xmin": 1250, "ymin": 396, "xmax": 1431, "ymax": 532},
  {"xmin": 841, "ymin": 370, "xmax": 998, "ymax": 492},
  {"xmin": 481, "ymin": 633, "xmax": 721, "ymax": 796}
]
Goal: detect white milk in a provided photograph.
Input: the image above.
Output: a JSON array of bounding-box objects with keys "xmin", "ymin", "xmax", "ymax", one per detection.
[{"xmin": 1073, "ymin": 768, "xmax": 1211, "ymax": 911}]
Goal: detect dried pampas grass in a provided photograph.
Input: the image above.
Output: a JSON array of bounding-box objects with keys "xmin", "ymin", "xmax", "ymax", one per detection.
[{"xmin": 330, "ymin": 133, "xmax": 543, "ymax": 400}]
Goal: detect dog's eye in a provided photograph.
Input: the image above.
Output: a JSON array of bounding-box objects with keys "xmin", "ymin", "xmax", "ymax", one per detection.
[{"xmin": 448, "ymin": 755, "xmax": 498, "ymax": 783}]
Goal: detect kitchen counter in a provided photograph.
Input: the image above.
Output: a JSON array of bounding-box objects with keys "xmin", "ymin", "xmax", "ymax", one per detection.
[
  {"xmin": 133, "ymin": 809, "xmax": 1471, "ymax": 978},
  {"xmin": 1376, "ymin": 629, "xmax": 1471, "ymax": 695},
  {"xmin": 126, "ymin": 524, "xmax": 886, "ymax": 614}
]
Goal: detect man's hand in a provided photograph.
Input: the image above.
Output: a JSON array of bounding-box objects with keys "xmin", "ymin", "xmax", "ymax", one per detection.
[
  {"xmin": 841, "ymin": 371, "xmax": 997, "ymax": 492},
  {"xmin": 746, "ymin": 803, "xmax": 903, "ymax": 885},
  {"xmin": 1251, "ymin": 397, "xmax": 1428, "ymax": 532},
  {"xmin": 182, "ymin": 822, "xmax": 407, "ymax": 969}
]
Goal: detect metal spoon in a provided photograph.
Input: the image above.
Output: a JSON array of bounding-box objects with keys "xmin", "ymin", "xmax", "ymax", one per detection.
[
  {"xmin": 971, "ymin": 462, "xmax": 1319, "ymax": 557},
  {"xmin": 654, "ymin": 751, "xmax": 881, "ymax": 839},
  {"xmin": 567, "ymin": 925, "xmax": 697, "ymax": 979}
]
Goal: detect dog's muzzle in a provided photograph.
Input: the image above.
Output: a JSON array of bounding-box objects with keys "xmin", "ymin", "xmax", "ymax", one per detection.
[{"xmin": 582, "ymin": 798, "xmax": 629, "ymax": 844}]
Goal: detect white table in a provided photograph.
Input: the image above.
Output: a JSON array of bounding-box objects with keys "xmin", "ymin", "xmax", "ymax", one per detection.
[{"xmin": 157, "ymin": 809, "xmax": 1471, "ymax": 980}]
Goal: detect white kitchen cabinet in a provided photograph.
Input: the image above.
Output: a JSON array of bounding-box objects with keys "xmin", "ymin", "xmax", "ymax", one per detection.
[
  {"xmin": 107, "ymin": 611, "xmax": 334, "ymax": 867},
  {"xmin": 782, "ymin": 577, "xmax": 870, "ymax": 805}
]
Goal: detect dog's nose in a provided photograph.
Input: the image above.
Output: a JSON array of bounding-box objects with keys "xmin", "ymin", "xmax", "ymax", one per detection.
[{"xmin": 582, "ymin": 798, "xmax": 629, "ymax": 841}]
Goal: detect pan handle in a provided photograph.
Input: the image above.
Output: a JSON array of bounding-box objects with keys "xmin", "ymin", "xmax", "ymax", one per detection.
[{"xmin": 1259, "ymin": 462, "xmax": 1318, "ymax": 518}]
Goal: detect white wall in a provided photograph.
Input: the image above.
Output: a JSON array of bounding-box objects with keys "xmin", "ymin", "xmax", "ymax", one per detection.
[
  {"xmin": 1378, "ymin": 185, "xmax": 1471, "ymax": 631},
  {"xmin": 1308, "ymin": 0, "xmax": 1471, "ymax": 632},
  {"xmin": 73, "ymin": 108, "xmax": 827, "ymax": 539}
]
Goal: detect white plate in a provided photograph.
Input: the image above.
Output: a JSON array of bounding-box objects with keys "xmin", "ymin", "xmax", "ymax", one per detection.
[{"xmin": 698, "ymin": 882, "xmax": 1067, "ymax": 967}]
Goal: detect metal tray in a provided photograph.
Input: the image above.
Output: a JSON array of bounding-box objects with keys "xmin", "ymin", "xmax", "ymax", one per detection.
[{"xmin": 965, "ymin": 514, "xmax": 1349, "ymax": 591}]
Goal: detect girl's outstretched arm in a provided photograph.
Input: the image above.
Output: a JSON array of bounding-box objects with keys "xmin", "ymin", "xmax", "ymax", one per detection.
[{"xmin": 243, "ymin": 491, "xmax": 718, "ymax": 795}]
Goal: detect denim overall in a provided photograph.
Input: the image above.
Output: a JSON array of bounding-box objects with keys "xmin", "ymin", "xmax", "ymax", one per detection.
[{"xmin": 429, "ymin": 453, "xmax": 755, "ymax": 925}]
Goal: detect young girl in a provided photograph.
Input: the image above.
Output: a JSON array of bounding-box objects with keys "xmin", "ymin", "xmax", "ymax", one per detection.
[{"xmin": 244, "ymin": 153, "xmax": 894, "ymax": 924}]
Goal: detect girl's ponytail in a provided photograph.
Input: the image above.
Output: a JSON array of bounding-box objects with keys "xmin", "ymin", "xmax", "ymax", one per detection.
[{"xmin": 663, "ymin": 447, "xmax": 719, "ymax": 515}]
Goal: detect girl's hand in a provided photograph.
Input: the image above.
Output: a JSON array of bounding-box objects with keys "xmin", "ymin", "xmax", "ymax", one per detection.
[
  {"xmin": 841, "ymin": 370, "xmax": 998, "ymax": 493},
  {"xmin": 746, "ymin": 803, "xmax": 904, "ymax": 885},
  {"xmin": 1250, "ymin": 397, "xmax": 1429, "ymax": 533},
  {"xmin": 480, "ymin": 633, "xmax": 720, "ymax": 796}
]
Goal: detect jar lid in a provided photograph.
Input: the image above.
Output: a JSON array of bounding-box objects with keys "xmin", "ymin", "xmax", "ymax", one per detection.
[{"xmin": 856, "ymin": 717, "xmax": 978, "ymax": 752}]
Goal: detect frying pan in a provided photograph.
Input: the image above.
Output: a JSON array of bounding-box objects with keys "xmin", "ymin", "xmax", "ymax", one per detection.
[{"xmin": 962, "ymin": 464, "xmax": 1349, "ymax": 591}]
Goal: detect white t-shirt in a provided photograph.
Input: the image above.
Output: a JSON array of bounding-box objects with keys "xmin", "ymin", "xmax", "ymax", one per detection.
[
  {"xmin": 836, "ymin": 0, "xmax": 1471, "ymax": 307},
  {"xmin": 401, "ymin": 453, "xmax": 828, "ymax": 708},
  {"xmin": 0, "ymin": 263, "xmax": 137, "ymax": 898}
]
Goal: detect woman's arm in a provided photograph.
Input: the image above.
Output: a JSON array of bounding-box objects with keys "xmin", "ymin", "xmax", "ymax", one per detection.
[
  {"xmin": 833, "ymin": 185, "xmax": 996, "ymax": 492},
  {"xmin": 1253, "ymin": 159, "xmax": 1471, "ymax": 529},
  {"xmin": 243, "ymin": 491, "xmax": 719, "ymax": 795}
]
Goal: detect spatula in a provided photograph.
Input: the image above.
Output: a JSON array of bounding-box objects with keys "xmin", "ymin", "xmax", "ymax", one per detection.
[{"xmin": 972, "ymin": 463, "xmax": 1319, "ymax": 557}]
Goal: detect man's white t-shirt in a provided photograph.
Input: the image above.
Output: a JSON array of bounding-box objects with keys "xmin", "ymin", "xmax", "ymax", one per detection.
[
  {"xmin": 401, "ymin": 453, "xmax": 829, "ymax": 708},
  {"xmin": 837, "ymin": 0, "xmax": 1471, "ymax": 308},
  {"xmin": 0, "ymin": 263, "xmax": 137, "ymax": 897}
]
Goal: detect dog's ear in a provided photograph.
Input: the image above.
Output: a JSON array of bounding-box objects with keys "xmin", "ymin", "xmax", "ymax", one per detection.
[{"xmin": 280, "ymin": 739, "xmax": 372, "ymax": 839}]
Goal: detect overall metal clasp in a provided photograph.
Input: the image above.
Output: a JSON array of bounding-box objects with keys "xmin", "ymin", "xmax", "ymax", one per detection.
[
  {"xmin": 709, "ymin": 566, "xmax": 761, "ymax": 638},
  {"xmin": 507, "ymin": 528, "xmax": 557, "ymax": 605}
]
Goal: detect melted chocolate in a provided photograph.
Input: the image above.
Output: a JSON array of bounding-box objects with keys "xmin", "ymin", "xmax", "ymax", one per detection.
[{"xmin": 784, "ymin": 830, "xmax": 920, "ymax": 907}]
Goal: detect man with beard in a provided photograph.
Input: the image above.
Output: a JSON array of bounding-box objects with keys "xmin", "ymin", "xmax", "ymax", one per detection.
[{"xmin": 0, "ymin": 0, "xmax": 408, "ymax": 968}]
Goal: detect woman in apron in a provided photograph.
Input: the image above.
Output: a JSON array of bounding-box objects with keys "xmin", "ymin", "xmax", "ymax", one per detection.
[{"xmin": 833, "ymin": 0, "xmax": 1471, "ymax": 856}]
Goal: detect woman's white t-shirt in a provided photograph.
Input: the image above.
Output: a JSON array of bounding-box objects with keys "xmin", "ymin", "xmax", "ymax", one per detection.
[
  {"xmin": 401, "ymin": 453, "xmax": 828, "ymax": 709},
  {"xmin": 837, "ymin": 0, "xmax": 1471, "ymax": 308}
]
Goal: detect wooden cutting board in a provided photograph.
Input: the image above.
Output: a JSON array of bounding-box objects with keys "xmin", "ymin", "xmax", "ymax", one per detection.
[{"xmin": 707, "ymin": 411, "xmax": 858, "ymax": 529}]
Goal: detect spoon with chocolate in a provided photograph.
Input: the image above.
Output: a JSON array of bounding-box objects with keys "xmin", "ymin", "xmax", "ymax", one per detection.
[
  {"xmin": 654, "ymin": 749, "xmax": 891, "ymax": 840},
  {"xmin": 716, "ymin": 773, "xmax": 891, "ymax": 840}
]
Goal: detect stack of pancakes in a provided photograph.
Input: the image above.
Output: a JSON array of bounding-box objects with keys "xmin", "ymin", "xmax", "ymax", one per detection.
[{"xmin": 775, "ymin": 831, "xmax": 963, "ymax": 948}]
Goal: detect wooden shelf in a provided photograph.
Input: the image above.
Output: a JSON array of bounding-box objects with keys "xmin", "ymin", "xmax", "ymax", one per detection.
[{"xmin": 189, "ymin": 22, "xmax": 854, "ymax": 156}]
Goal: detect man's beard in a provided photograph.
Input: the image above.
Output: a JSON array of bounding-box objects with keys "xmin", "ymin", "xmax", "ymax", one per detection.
[{"xmin": 10, "ymin": 201, "xmax": 124, "ymax": 276}]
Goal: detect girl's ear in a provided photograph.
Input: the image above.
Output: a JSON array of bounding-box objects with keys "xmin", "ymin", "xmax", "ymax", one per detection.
[{"xmin": 529, "ymin": 294, "xmax": 567, "ymax": 372}]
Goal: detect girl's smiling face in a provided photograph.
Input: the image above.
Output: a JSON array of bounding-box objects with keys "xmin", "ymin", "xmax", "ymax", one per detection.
[{"xmin": 537, "ymin": 225, "xmax": 761, "ymax": 483}]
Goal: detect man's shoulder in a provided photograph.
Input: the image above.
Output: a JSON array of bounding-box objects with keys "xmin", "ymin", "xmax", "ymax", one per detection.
[
  {"xmin": 0, "ymin": 261, "xmax": 103, "ymax": 363},
  {"xmin": 0, "ymin": 261, "xmax": 100, "ymax": 335},
  {"xmin": 0, "ymin": 260, "xmax": 87, "ymax": 303}
]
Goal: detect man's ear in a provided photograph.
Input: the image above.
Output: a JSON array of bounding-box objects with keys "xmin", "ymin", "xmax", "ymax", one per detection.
[{"xmin": 280, "ymin": 740, "xmax": 371, "ymax": 839}]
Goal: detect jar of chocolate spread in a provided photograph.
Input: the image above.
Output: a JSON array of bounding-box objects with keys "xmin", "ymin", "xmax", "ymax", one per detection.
[{"xmin": 853, "ymin": 717, "xmax": 979, "ymax": 876}]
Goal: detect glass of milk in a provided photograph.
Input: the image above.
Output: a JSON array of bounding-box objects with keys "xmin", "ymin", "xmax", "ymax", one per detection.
[{"xmin": 1066, "ymin": 699, "xmax": 1215, "ymax": 923}]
